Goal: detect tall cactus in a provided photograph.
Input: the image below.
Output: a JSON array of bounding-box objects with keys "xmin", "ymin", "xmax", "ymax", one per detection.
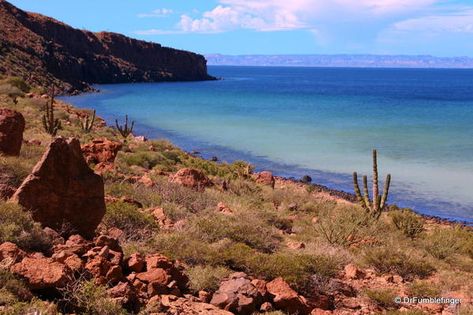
[
  {"xmin": 80, "ymin": 110, "xmax": 96, "ymax": 133},
  {"xmin": 115, "ymin": 115, "xmax": 135, "ymax": 142},
  {"xmin": 353, "ymin": 149, "xmax": 391, "ymax": 219},
  {"xmin": 42, "ymin": 87, "xmax": 61, "ymax": 136}
]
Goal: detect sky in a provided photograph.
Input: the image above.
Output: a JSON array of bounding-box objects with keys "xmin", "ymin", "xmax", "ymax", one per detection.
[{"xmin": 8, "ymin": 0, "xmax": 473, "ymax": 56}]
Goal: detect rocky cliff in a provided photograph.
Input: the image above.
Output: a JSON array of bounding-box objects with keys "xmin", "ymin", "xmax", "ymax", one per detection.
[{"xmin": 0, "ymin": 0, "xmax": 214, "ymax": 93}]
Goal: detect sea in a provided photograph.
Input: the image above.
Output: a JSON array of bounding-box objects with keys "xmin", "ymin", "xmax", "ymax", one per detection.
[{"xmin": 61, "ymin": 66, "xmax": 473, "ymax": 224}]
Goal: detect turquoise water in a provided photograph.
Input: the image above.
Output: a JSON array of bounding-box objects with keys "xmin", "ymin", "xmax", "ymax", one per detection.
[{"xmin": 62, "ymin": 66, "xmax": 473, "ymax": 223}]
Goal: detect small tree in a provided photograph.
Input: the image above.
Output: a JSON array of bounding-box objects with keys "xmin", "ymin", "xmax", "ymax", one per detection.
[
  {"xmin": 353, "ymin": 149, "xmax": 391, "ymax": 219},
  {"xmin": 42, "ymin": 87, "xmax": 61, "ymax": 136},
  {"xmin": 115, "ymin": 115, "xmax": 134, "ymax": 142}
]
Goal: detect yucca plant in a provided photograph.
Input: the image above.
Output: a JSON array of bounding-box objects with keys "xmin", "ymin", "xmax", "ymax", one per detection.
[
  {"xmin": 42, "ymin": 87, "xmax": 61, "ymax": 136},
  {"xmin": 115, "ymin": 115, "xmax": 135, "ymax": 142},
  {"xmin": 353, "ymin": 149, "xmax": 391, "ymax": 219},
  {"xmin": 80, "ymin": 110, "xmax": 96, "ymax": 133}
]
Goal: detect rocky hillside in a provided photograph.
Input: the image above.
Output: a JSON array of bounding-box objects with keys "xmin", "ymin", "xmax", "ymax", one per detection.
[{"xmin": 0, "ymin": 0, "xmax": 214, "ymax": 94}]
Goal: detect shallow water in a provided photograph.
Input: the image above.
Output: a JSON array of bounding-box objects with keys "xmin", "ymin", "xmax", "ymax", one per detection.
[{"xmin": 61, "ymin": 66, "xmax": 473, "ymax": 223}]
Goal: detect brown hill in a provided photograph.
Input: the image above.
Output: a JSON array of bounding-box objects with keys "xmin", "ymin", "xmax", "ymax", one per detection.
[{"xmin": 0, "ymin": 0, "xmax": 214, "ymax": 93}]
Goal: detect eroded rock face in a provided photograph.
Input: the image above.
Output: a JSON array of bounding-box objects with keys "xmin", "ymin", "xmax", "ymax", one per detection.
[
  {"xmin": 0, "ymin": 108, "xmax": 25, "ymax": 156},
  {"xmin": 12, "ymin": 137, "xmax": 105, "ymax": 239},
  {"xmin": 169, "ymin": 168, "xmax": 213, "ymax": 190}
]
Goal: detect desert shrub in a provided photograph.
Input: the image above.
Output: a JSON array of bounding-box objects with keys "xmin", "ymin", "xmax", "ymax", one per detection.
[
  {"xmin": 119, "ymin": 151, "xmax": 165, "ymax": 169},
  {"xmin": 105, "ymin": 182, "xmax": 161, "ymax": 208},
  {"xmin": 364, "ymin": 247, "xmax": 435, "ymax": 280},
  {"xmin": 152, "ymin": 179, "xmax": 217, "ymax": 213},
  {"xmin": 0, "ymin": 155, "xmax": 36, "ymax": 188},
  {"xmin": 407, "ymin": 280, "xmax": 442, "ymax": 297},
  {"xmin": 316, "ymin": 205, "xmax": 374, "ymax": 246},
  {"xmin": 187, "ymin": 265, "xmax": 231, "ymax": 293},
  {"xmin": 1, "ymin": 77, "xmax": 30, "ymax": 93},
  {"xmin": 0, "ymin": 84, "xmax": 24, "ymax": 101},
  {"xmin": 384, "ymin": 311, "xmax": 426, "ymax": 315},
  {"xmin": 0, "ymin": 202, "xmax": 52, "ymax": 252},
  {"xmin": 389, "ymin": 209, "xmax": 424, "ymax": 239},
  {"xmin": 365, "ymin": 288, "xmax": 398, "ymax": 309},
  {"xmin": 422, "ymin": 226, "xmax": 472, "ymax": 260},
  {"xmin": 227, "ymin": 179, "xmax": 262, "ymax": 197},
  {"xmin": 0, "ymin": 270, "xmax": 32, "ymax": 305},
  {"xmin": 188, "ymin": 213, "xmax": 281, "ymax": 252},
  {"xmin": 102, "ymin": 201, "xmax": 158, "ymax": 241},
  {"xmin": 61, "ymin": 280, "xmax": 126, "ymax": 315}
]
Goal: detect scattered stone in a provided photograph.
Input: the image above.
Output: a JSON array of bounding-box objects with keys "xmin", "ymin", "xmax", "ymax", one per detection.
[
  {"xmin": 81, "ymin": 138, "xmax": 122, "ymax": 167},
  {"xmin": 210, "ymin": 272, "xmax": 263, "ymax": 315},
  {"xmin": 216, "ymin": 202, "xmax": 233, "ymax": 215},
  {"xmin": 301, "ymin": 175, "xmax": 312, "ymax": 183},
  {"xmin": 286, "ymin": 241, "xmax": 306, "ymax": 250},
  {"xmin": 260, "ymin": 302, "xmax": 273, "ymax": 312},
  {"xmin": 0, "ymin": 108, "xmax": 25, "ymax": 156},
  {"xmin": 199, "ymin": 290, "xmax": 211, "ymax": 303},
  {"xmin": 254, "ymin": 171, "xmax": 275, "ymax": 188},
  {"xmin": 12, "ymin": 137, "xmax": 106, "ymax": 239},
  {"xmin": 344, "ymin": 264, "xmax": 365, "ymax": 280},
  {"xmin": 169, "ymin": 168, "xmax": 213, "ymax": 190},
  {"xmin": 127, "ymin": 253, "xmax": 145, "ymax": 273},
  {"xmin": 266, "ymin": 277, "xmax": 310, "ymax": 314},
  {"xmin": 11, "ymin": 257, "xmax": 72, "ymax": 290}
]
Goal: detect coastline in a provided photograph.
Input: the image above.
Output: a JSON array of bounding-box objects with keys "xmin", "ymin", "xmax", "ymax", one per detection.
[{"xmin": 56, "ymin": 95, "xmax": 473, "ymax": 228}]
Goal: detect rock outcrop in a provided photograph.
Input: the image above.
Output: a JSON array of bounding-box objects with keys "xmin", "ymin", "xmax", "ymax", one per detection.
[
  {"xmin": 0, "ymin": 0, "xmax": 215, "ymax": 93},
  {"xmin": 0, "ymin": 108, "xmax": 25, "ymax": 156},
  {"xmin": 254, "ymin": 171, "xmax": 276, "ymax": 188},
  {"xmin": 12, "ymin": 137, "xmax": 105, "ymax": 238},
  {"xmin": 170, "ymin": 168, "xmax": 213, "ymax": 190},
  {"xmin": 81, "ymin": 138, "xmax": 122, "ymax": 172}
]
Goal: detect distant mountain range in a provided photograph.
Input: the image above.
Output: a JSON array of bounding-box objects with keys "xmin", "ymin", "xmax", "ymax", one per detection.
[{"xmin": 205, "ymin": 54, "xmax": 473, "ymax": 69}]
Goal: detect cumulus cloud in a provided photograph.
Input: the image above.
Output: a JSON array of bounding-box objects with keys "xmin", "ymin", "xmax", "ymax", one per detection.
[
  {"xmin": 391, "ymin": 9, "xmax": 473, "ymax": 33},
  {"xmin": 138, "ymin": 8, "xmax": 173, "ymax": 18}
]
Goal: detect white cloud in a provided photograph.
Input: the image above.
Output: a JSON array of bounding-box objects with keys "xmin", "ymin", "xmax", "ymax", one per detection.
[
  {"xmin": 138, "ymin": 8, "xmax": 173, "ymax": 18},
  {"xmin": 391, "ymin": 9, "xmax": 473, "ymax": 33}
]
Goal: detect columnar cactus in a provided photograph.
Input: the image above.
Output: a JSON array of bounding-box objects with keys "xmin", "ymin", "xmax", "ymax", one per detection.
[
  {"xmin": 115, "ymin": 115, "xmax": 135, "ymax": 142},
  {"xmin": 42, "ymin": 87, "xmax": 61, "ymax": 136},
  {"xmin": 353, "ymin": 149, "xmax": 391, "ymax": 219},
  {"xmin": 80, "ymin": 110, "xmax": 96, "ymax": 133}
]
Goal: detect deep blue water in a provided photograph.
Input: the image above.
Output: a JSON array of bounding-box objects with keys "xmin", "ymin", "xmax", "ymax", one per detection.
[{"xmin": 61, "ymin": 66, "xmax": 473, "ymax": 223}]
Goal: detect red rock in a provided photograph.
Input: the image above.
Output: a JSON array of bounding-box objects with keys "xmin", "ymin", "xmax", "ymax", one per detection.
[
  {"xmin": 81, "ymin": 138, "xmax": 122, "ymax": 170},
  {"xmin": 0, "ymin": 242, "xmax": 26, "ymax": 264},
  {"xmin": 12, "ymin": 138, "xmax": 105, "ymax": 239},
  {"xmin": 127, "ymin": 253, "xmax": 145, "ymax": 273},
  {"xmin": 64, "ymin": 255, "xmax": 83, "ymax": 272},
  {"xmin": 145, "ymin": 254, "xmax": 174, "ymax": 270},
  {"xmin": 216, "ymin": 202, "xmax": 233, "ymax": 215},
  {"xmin": 210, "ymin": 272, "xmax": 262, "ymax": 315},
  {"xmin": 311, "ymin": 309, "xmax": 333, "ymax": 315},
  {"xmin": 108, "ymin": 281, "xmax": 137, "ymax": 310},
  {"xmin": 266, "ymin": 277, "xmax": 310, "ymax": 314},
  {"xmin": 254, "ymin": 171, "xmax": 275, "ymax": 188},
  {"xmin": 136, "ymin": 268, "xmax": 169, "ymax": 284},
  {"xmin": 155, "ymin": 295, "xmax": 234, "ymax": 315},
  {"xmin": 85, "ymin": 256, "xmax": 111, "ymax": 285},
  {"xmin": 260, "ymin": 302, "xmax": 274, "ymax": 312},
  {"xmin": 43, "ymin": 227, "xmax": 65, "ymax": 245},
  {"xmin": 11, "ymin": 257, "xmax": 72, "ymax": 290},
  {"xmin": 138, "ymin": 174, "xmax": 154, "ymax": 187},
  {"xmin": 0, "ymin": 108, "xmax": 25, "ymax": 156},
  {"xmin": 169, "ymin": 168, "xmax": 213, "ymax": 190},
  {"xmin": 199, "ymin": 290, "xmax": 211, "ymax": 303},
  {"xmin": 344, "ymin": 264, "xmax": 365, "ymax": 280},
  {"xmin": 287, "ymin": 241, "xmax": 306, "ymax": 250},
  {"xmin": 95, "ymin": 235, "xmax": 121, "ymax": 252},
  {"xmin": 106, "ymin": 265, "xmax": 123, "ymax": 284}
]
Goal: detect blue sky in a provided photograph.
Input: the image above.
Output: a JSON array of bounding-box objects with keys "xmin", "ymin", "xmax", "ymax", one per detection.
[{"xmin": 8, "ymin": 0, "xmax": 473, "ymax": 56}]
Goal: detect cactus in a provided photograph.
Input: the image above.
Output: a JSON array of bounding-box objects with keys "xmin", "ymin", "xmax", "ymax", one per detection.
[
  {"xmin": 80, "ymin": 110, "xmax": 96, "ymax": 133},
  {"xmin": 353, "ymin": 149, "xmax": 391, "ymax": 219},
  {"xmin": 115, "ymin": 115, "xmax": 135, "ymax": 141},
  {"xmin": 42, "ymin": 87, "xmax": 61, "ymax": 136}
]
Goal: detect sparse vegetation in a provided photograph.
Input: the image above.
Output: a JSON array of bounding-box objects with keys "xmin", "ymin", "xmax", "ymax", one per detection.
[
  {"xmin": 365, "ymin": 288, "xmax": 398, "ymax": 309},
  {"xmin": 389, "ymin": 208, "xmax": 424, "ymax": 239},
  {"xmin": 79, "ymin": 109, "xmax": 96, "ymax": 133},
  {"xmin": 115, "ymin": 115, "xmax": 134, "ymax": 142},
  {"xmin": 42, "ymin": 87, "xmax": 62, "ymax": 136}
]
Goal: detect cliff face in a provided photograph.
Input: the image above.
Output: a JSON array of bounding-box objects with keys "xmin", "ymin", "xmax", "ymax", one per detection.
[{"xmin": 0, "ymin": 0, "xmax": 214, "ymax": 93}]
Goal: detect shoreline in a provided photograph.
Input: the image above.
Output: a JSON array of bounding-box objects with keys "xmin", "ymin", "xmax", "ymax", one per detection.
[{"xmin": 58, "ymin": 91, "xmax": 473, "ymax": 228}]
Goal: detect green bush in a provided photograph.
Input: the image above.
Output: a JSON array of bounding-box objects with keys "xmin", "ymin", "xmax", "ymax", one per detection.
[
  {"xmin": 365, "ymin": 288, "xmax": 398, "ymax": 309},
  {"xmin": 316, "ymin": 205, "xmax": 373, "ymax": 246},
  {"xmin": 389, "ymin": 209, "xmax": 424, "ymax": 239},
  {"xmin": 364, "ymin": 247, "xmax": 435, "ymax": 280},
  {"xmin": 0, "ymin": 202, "xmax": 52, "ymax": 252},
  {"xmin": 407, "ymin": 280, "xmax": 441, "ymax": 297},
  {"xmin": 62, "ymin": 280, "xmax": 126, "ymax": 315},
  {"xmin": 102, "ymin": 201, "xmax": 158, "ymax": 241},
  {"xmin": 119, "ymin": 151, "xmax": 165, "ymax": 169},
  {"xmin": 422, "ymin": 226, "xmax": 472, "ymax": 260},
  {"xmin": 187, "ymin": 265, "xmax": 231, "ymax": 293},
  {"xmin": 0, "ymin": 269, "xmax": 32, "ymax": 305}
]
